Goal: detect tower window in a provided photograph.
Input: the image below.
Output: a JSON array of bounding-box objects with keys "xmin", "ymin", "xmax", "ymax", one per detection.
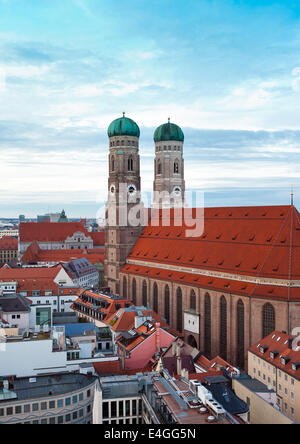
[
  {"xmin": 168, "ymin": 146, "xmax": 171, "ymax": 151},
  {"xmin": 157, "ymin": 162, "xmax": 162, "ymax": 175},
  {"xmin": 174, "ymin": 162, "xmax": 179, "ymax": 174},
  {"xmin": 121, "ymin": 140, "xmax": 124, "ymax": 146},
  {"xmin": 111, "ymin": 156, "xmax": 115, "ymax": 172},
  {"xmin": 163, "ymin": 146, "xmax": 167, "ymax": 151},
  {"xmin": 132, "ymin": 141, "xmax": 135, "ymax": 146},
  {"xmin": 128, "ymin": 140, "xmax": 131, "ymax": 146},
  {"xmin": 128, "ymin": 158, "xmax": 133, "ymax": 171}
]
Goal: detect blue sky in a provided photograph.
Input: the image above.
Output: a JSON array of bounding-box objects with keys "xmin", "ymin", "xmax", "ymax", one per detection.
[{"xmin": 0, "ymin": 0, "xmax": 300, "ymax": 217}]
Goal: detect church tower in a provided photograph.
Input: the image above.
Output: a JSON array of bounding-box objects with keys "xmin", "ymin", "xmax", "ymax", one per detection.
[
  {"xmin": 104, "ymin": 113, "xmax": 143, "ymax": 295},
  {"xmin": 152, "ymin": 119, "xmax": 185, "ymax": 208}
]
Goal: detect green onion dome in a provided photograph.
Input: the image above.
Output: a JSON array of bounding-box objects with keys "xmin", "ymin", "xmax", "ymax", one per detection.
[
  {"xmin": 108, "ymin": 113, "xmax": 140, "ymax": 138},
  {"xmin": 154, "ymin": 119, "xmax": 184, "ymax": 143}
]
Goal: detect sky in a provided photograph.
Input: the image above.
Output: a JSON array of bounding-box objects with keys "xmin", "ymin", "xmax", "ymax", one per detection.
[{"xmin": 0, "ymin": 0, "xmax": 300, "ymax": 218}]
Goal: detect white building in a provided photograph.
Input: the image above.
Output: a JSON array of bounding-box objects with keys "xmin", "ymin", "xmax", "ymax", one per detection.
[{"xmin": 0, "ymin": 325, "xmax": 119, "ymax": 378}]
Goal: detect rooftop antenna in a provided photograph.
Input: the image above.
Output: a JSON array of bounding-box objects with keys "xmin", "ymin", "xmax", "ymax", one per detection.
[
  {"xmin": 123, "ymin": 111, "xmax": 125, "ymax": 117},
  {"xmin": 291, "ymin": 185, "xmax": 294, "ymax": 206}
]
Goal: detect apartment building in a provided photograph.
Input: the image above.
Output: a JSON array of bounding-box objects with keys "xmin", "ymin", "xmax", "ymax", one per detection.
[
  {"xmin": 248, "ymin": 330, "xmax": 300, "ymax": 423},
  {"xmin": 0, "ymin": 373, "xmax": 96, "ymax": 424},
  {"xmin": 0, "ymin": 236, "xmax": 18, "ymax": 265}
]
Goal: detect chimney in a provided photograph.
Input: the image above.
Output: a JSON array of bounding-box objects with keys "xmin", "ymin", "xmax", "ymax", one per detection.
[
  {"xmin": 177, "ymin": 357, "xmax": 182, "ymax": 375},
  {"xmin": 155, "ymin": 323, "xmax": 161, "ymax": 352},
  {"xmin": 176, "ymin": 342, "xmax": 181, "ymax": 357},
  {"xmin": 172, "ymin": 341, "xmax": 177, "ymax": 356}
]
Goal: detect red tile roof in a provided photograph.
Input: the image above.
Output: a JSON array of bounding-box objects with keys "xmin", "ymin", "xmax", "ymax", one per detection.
[
  {"xmin": 93, "ymin": 360, "xmax": 121, "ymax": 375},
  {"xmin": 249, "ymin": 330, "xmax": 300, "ymax": 381},
  {"xmin": 21, "ymin": 241, "xmax": 104, "ymax": 265},
  {"xmin": 0, "ymin": 265, "xmax": 62, "ymax": 280},
  {"xmin": 0, "ymin": 236, "xmax": 18, "ymax": 250},
  {"xmin": 89, "ymin": 231, "xmax": 105, "ymax": 246},
  {"xmin": 20, "ymin": 222, "xmax": 90, "ymax": 242},
  {"xmin": 122, "ymin": 264, "xmax": 299, "ymax": 301},
  {"xmin": 126, "ymin": 205, "xmax": 300, "ymax": 282},
  {"xmin": 195, "ymin": 355, "xmax": 236, "ymax": 373},
  {"xmin": 106, "ymin": 307, "xmax": 169, "ymax": 332},
  {"xmin": 0, "ymin": 265, "xmax": 68, "ymax": 297},
  {"xmin": 72, "ymin": 289, "xmax": 133, "ymax": 322}
]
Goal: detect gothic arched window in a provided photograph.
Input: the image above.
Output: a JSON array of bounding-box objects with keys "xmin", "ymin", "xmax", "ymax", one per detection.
[
  {"xmin": 262, "ymin": 303, "xmax": 275, "ymax": 338},
  {"xmin": 132, "ymin": 278, "xmax": 136, "ymax": 305},
  {"xmin": 128, "ymin": 157, "xmax": 133, "ymax": 172},
  {"xmin": 153, "ymin": 282, "xmax": 158, "ymax": 313},
  {"xmin": 237, "ymin": 299, "xmax": 245, "ymax": 368},
  {"xmin": 176, "ymin": 287, "xmax": 183, "ymax": 333},
  {"xmin": 174, "ymin": 161, "xmax": 179, "ymax": 174},
  {"xmin": 157, "ymin": 161, "xmax": 162, "ymax": 175},
  {"xmin": 142, "ymin": 280, "xmax": 148, "ymax": 307},
  {"xmin": 204, "ymin": 293, "xmax": 211, "ymax": 358},
  {"xmin": 220, "ymin": 296, "xmax": 227, "ymax": 360},
  {"xmin": 165, "ymin": 285, "xmax": 170, "ymax": 324},
  {"xmin": 190, "ymin": 290, "xmax": 196, "ymax": 311},
  {"xmin": 123, "ymin": 276, "xmax": 127, "ymax": 299},
  {"xmin": 111, "ymin": 156, "xmax": 115, "ymax": 172}
]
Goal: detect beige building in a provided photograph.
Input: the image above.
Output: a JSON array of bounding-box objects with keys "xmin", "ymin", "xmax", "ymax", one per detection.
[
  {"xmin": 0, "ymin": 236, "xmax": 18, "ymax": 265},
  {"xmin": 248, "ymin": 330, "xmax": 300, "ymax": 423},
  {"xmin": 232, "ymin": 377, "xmax": 294, "ymax": 425}
]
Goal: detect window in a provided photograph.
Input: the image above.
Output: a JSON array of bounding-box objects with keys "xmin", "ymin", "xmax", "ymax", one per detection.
[
  {"xmin": 237, "ymin": 299, "xmax": 245, "ymax": 368},
  {"xmin": 128, "ymin": 157, "xmax": 133, "ymax": 172},
  {"xmin": 103, "ymin": 402, "xmax": 109, "ymax": 418},
  {"xmin": 24, "ymin": 404, "xmax": 30, "ymax": 413},
  {"xmin": 65, "ymin": 414, "xmax": 71, "ymax": 422},
  {"xmin": 262, "ymin": 303, "xmax": 275, "ymax": 338},
  {"xmin": 111, "ymin": 401, "xmax": 117, "ymax": 418},
  {"xmin": 111, "ymin": 156, "xmax": 115, "ymax": 172},
  {"xmin": 176, "ymin": 287, "xmax": 183, "ymax": 333},
  {"xmin": 157, "ymin": 162, "xmax": 162, "ymax": 175},
  {"xmin": 41, "ymin": 402, "xmax": 47, "ymax": 410},
  {"xmin": 65, "ymin": 398, "xmax": 71, "ymax": 406},
  {"xmin": 220, "ymin": 296, "xmax": 227, "ymax": 360},
  {"xmin": 204, "ymin": 293, "xmax": 211, "ymax": 358},
  {"xmin": 165, "ymin": 285, "xmax": 170, "ymax": 325},
  {"xmin": 153, "ymin": 282, "xmax": 158, "ymax": 313},
  {"xmin": 49, "ymin": 401, "xmax": 55, "ymax": 409},
  {"xmin": 57, "ymin": 399, "xmax": 63, "ymax": 408},
  {"xmin": 15, "ymin": 406, "xmax": 22, "ymax": 414},
  {"xmin": 174, "ymin": 162, "xmax": 179, "ymax": 174},
  {"xmin": 123, "ymin": 276, "xmax": 127, "ymax": 299},
  {"xmin": 142, "ymin": 280, "xmax": 148, "ymax": 306},
  {"xmin": 190, "ymin": 290, "xmax": 196, "ymax": 311},
  {"xmin": 119, "ymin": 401, "xmax": 124, "ymax": 417},
  {"xmin": 132, "ymin": 278, "xmax": 136, "ymax": 305}
]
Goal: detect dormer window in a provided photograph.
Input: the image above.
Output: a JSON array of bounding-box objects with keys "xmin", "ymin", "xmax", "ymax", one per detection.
[
  {"xmin": 260, "ymin": 345, "xmax": 269, "ymax": 354},
  {"xmin": 270, "ymin": 350, "xmax": 279, "ymax": 360},
  {"xmin": 281, "ymin": 356, "xmax": 291, "ymax": 366},
  {"xmin": 291, "ymin": 362, "xmax": 300, "ymax": 372}
]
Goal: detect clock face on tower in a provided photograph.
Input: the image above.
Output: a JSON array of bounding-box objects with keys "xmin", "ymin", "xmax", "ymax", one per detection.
[
  {"xmin": 173, "ymin": 186, "xmax": 182, "ymax": 196},
  {"xmin": 128, "ymin": 184, "xmax": 137, "ymax": 195}
]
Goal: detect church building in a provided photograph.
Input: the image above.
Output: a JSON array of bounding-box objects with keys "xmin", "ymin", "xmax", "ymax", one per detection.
[{"xmin": 105, "ymin": 114, "xmax": 300, "ymax": 368}]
